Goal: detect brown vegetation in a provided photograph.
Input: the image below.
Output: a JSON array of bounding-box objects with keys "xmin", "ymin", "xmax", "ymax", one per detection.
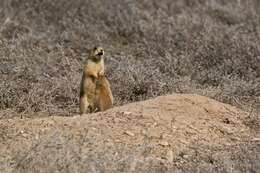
[{"xmin": 0, "ymin": 0, "xmax": 259, "ymax": 118}]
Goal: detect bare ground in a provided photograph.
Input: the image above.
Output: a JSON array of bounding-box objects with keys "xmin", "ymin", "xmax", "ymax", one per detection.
[{"xmin": 0, "ymin": 94, "xmax": 259, "ymax": 173}]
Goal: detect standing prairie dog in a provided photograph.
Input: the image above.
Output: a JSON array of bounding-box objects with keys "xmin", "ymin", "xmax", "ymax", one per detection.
[
  {"xmin": 94, "ymin": 74, "xmax": 113, "ymax": 111},
  {"xmin": 79, "ymin": 46, "xmax": 113, "ymax": 114}
]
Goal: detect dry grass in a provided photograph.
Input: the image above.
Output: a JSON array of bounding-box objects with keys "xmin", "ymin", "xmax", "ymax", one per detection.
[{"xmin": 0, "ymin": 0, "xmax": 259, "ymax": 117}]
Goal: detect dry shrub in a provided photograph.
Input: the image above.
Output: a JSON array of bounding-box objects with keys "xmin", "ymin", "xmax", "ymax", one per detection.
[{"xmin": 0, "ymin": 0, "xmax": 259, "ymax": 117}]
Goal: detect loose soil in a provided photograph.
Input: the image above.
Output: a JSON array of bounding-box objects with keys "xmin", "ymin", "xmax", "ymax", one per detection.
[{"xmin": 0, "ymin": 94, "xmax": 259, "ymax": 173}]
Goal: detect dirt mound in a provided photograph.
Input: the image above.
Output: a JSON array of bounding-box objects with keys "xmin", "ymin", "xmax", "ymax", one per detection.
[{"xmin": 0, "ymin": 94, "xmax": 259, "ymax": 173}]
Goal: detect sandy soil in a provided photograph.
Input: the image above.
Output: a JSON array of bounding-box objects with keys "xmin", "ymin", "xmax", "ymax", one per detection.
[{"xmin": 0, "ymin": 94, "xmax": 259, "ymax": 173}]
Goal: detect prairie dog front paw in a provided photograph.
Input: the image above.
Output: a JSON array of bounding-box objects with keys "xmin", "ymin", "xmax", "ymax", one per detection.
[{"xmin": 98, "ymin": 71, "xmax": 105, "ymax": 77}]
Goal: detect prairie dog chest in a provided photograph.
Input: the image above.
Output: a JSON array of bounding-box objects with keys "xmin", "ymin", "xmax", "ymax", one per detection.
[{"xmin": 84, "ymin": 59, "xmax": 104, "ymax": 77}]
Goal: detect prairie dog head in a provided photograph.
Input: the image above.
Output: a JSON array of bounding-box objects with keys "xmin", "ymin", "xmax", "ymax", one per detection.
[{"xmin": 89, "ymin": 46, "xmax": 104, "ymax": 62}]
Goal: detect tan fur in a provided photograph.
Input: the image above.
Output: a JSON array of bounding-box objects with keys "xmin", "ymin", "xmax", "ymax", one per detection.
[
  {"xmin": 94, "ymin": 75, "xmax": 114, "ymax": 111},
  {"xmin": 79, "ymin": 46, "xmax": 113, "ymax": 114},
  {"xmin": 80, "ymin": 46, "xmax": 105, "ymax": 114}
]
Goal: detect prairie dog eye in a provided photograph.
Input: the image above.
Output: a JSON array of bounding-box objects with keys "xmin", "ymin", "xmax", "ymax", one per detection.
[{"xmin": 94, "ymin": 47, "xmax": 97, "ymax": 50}]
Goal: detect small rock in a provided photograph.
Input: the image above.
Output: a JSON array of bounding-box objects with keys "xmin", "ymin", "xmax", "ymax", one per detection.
[
  {"xmin": 160, "ymin": 133, "xmax": 167, "ymax": 139},
  {"xmin": 183, "ymin": 154, "xmax": 189, "ymax": 159},
  {"xmin": 166, "ymin": 150, "xmax": 173, "ymax": 162},
  {"xmin": 124, "ymin": 131, "xmax": 135, "ymax": 137},
  {"xmin": 252, "ymin": 138, "xmax": 260, "ymax": 142},
  {"xmin": 147, "ymin": 128, "xmax": 161, "ymax": 138},
  {"xmin": 35, "ymin": 134, "xmax": 39, "ymax": 140},
  {"xmin": 230, "ymin": 136, "xmax": 241, "ymax": 141},
  {"xmin": 20, "ymin": 131, "xmax": 29, "ymax": 138},
  {"xmin": 123, "ymin": 111, "xmax": 132, "ymax": 115},
  {"xmin": 159, "ymin": 141, "xmax": 169, "ymax": 146}
]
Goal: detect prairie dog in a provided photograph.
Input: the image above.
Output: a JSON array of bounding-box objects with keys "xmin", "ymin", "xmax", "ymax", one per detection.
[
  {"xmin": 79, "ymin": 46, "xmax": 113, "ymax": 114},
  {"xmin": 94, "ymin": 74, "xmax": 114, "ymax": 111},
  {"xmin": 80, "ymin": 46, "xmax": 105, "ymax": 114},
  {"xmin": 84, "ymin": 46, "xmax": 105, "ymax": 78}
]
